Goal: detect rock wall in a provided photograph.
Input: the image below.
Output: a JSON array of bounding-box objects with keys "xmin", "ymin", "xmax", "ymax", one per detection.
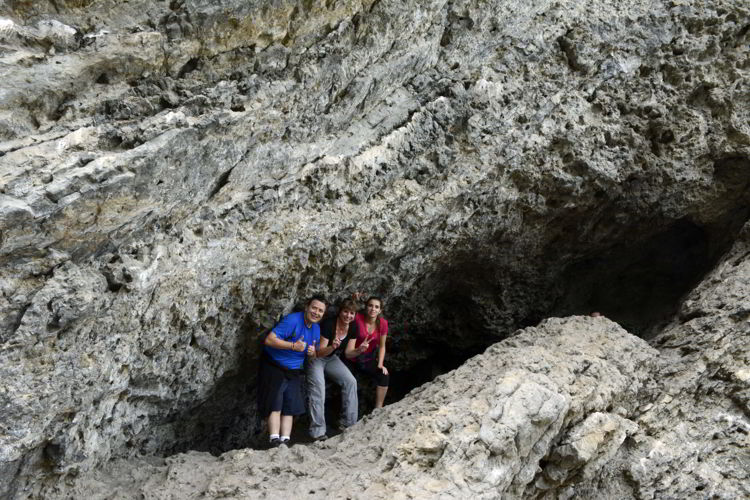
[
  {"xmin": 625, "ymin": 221, "xmax": 750, "ymax": 500},
  {"xmin": 29, "ymin": 222, "xmax": 750, "ymax": 499},
  {"xmin": 33, "ymin": 315, "xmax": 662, "ymax": 499},
  {"xmin": 1, "ymin": 0, "xmax": 748, "ymax": 497}
]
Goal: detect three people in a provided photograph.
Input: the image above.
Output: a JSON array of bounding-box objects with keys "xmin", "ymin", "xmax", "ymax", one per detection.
[{"xmin": 257, "ymin": 293, "xmax": 391, "ymax": 447}]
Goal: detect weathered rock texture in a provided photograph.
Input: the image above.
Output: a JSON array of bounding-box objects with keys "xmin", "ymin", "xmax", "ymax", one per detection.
[
  {"xmin": 32, "ymin": 316, "xmax": 662, "ymax": 499},
  {"xmin": 0, "ymin": 0, "xmax": 748, "ymax": 497},
  {"xmin": 30, "ymin": 226, "xmax": 750, "ymax": 499},
  {"xmin": 626, "ymin": 222, "xmax": 750, "ymax": 500}
]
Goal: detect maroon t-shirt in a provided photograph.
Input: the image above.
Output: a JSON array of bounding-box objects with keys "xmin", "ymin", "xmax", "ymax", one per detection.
[{"xmin": 353, "ymin": 312, "xmax": 388, "ymax": 358}]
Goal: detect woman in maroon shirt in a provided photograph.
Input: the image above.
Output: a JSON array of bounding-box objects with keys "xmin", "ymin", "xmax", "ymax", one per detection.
[{"xmin": 345, "ymin": 295, "xmax": 389, "ymax": 408}]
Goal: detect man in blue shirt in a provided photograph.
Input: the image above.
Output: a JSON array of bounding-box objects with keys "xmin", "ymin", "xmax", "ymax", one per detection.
[{"xmin": 258, "ymin": 294, "xmax": 326, "ymax": 447}]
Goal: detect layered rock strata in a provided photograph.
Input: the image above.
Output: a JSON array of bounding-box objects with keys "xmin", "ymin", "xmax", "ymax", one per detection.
[
  {"xmin": 30, "ymin": 223, "xmax": 750, "ymax": 498},
  {"xmin": 1, "ymin": 0, "xmax": 749, "ymax": 497}
]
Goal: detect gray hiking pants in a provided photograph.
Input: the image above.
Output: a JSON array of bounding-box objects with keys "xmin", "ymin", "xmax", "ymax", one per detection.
[{"xmin": 306, "ymin": 355, "xmax": 358, "ymax": 438}]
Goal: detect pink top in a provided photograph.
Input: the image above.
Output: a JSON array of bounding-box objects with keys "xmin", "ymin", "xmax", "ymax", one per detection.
[{"xmin": 353, "ymin": 312, "xmax": 388, "ymax": 357}]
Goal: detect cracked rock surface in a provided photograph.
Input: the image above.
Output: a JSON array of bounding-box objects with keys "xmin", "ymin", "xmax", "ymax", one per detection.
[
  {"xmin": 33, "ymin": 225, "xmax": 750, "ymax": 499},
  {"xmin": 34, "ymin": 316, "xmax": 660, "ymax": 499},
  {"xmin": 1, "ymin": 0, "xmax": 749, "ymax": 497}
]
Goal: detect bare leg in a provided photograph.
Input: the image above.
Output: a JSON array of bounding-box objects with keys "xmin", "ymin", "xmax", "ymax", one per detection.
[
  {"xmin": 375, "ymin": 386, "xmax": 388, "ymax": 408},
  {"xmin": 267, "ymin": 411, "xmax": 281, "ymax": 435},
  {"xmin": 280, "ymin": 415, "xmax": 294, "ymax": 437}
]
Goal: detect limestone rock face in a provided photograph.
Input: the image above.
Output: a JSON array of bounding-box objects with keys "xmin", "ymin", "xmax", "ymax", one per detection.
[
  {"xmin": 536, "ymin": 222, "xmax": 750, "ymax": 499},
  {"xmin": 31, "ymin": 227, "xmax": 750, "ymax": 499},
  {"xmin": 34, "ymin": 316, "xmax": 661, "ymax": 499},
  {"xmin": 623, "ymin": 223, "xmax": 750, "ymax": 500},
  {"xmin": 0, "ymin": 0, "xmax": 748, "ymax": 497}
]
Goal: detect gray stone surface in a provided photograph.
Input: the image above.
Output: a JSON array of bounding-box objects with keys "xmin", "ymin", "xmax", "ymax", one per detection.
[
  {"xmin": 535, "ymin": 221, "xmax": 750, "ymax": 500},
  {"xmin": 32, "ymin": 316, "xmax": 660, "ymax": 499},
  {"xmin": 30, "ymin": 226, "xmax": 749, "ymax": 499},
  {"xmin": 624, "ymin": 223, "xmax": 750, "ymax": 500},
  {"xmin": 0, "ymin": 0, "xmax": 748, "ymax": 497}
]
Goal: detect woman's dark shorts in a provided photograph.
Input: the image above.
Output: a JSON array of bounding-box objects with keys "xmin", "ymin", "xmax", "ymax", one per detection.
[{"xmin": 347, "ymin": 356, "xmax": 389, "ymax": 387}]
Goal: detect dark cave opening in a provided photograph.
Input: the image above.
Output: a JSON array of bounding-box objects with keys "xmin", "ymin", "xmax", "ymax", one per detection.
[
  {"xmin": 162, "ymin": 334, "xmax": 487, "ymax": 456},
  {"xmin": 366, "ymin": 210, "xmax": 750, "ymax": 426},
  {"xmin": 386, "ymin": 344, "xmax": 486, "ymax": 402},
  {"xmin": 164, "ymin": 207, "xmax": 749, "ymax": 457},
  {"xmin": 552, "ymin": 217, "xmax": 734, "ymax": 338}
]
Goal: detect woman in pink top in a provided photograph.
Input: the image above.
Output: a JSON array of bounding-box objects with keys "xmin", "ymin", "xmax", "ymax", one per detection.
[{"xmin": 345, "ymin": 295, "xmax": 390, "ymax": 408}]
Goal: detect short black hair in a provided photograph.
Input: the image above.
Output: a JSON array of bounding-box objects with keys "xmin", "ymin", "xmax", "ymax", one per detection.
[{"xmin": 306, "ymin": 294, "xmax": 328, "ymax": 306}]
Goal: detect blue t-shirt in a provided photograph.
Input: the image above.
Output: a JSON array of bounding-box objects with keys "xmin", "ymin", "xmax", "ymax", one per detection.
[{"xmin": 264, "ymin": 311, "xmax": 320, "ymax": 370}]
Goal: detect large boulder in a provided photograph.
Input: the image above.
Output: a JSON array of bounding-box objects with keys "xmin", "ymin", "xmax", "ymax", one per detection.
[{"xmin": 34, "ymin": 316, "xmax": 659, "ymax": 499}]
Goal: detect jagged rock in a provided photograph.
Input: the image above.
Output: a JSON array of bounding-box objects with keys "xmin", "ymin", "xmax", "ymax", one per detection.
[
  {"xmin": 32, "ymin": 316, "xmax": 659, "ymax": 499},
  {"xmin": 534, "ymin": 221, "xmax": 750, "ymax": 500},
  {"xmin": 622, "ymin": 223, "xmax": 750, "ymax": 500},
  {"xmin": 0, "ymin": 0, "xmax": 748, "ymax": 498},
  {"xmin": 538, "ymin": 412, "xmax": 639, "ymax": 489},
  {"xmin": 31, "ymin": 225, "xmax": 745, "ymax": 500}
]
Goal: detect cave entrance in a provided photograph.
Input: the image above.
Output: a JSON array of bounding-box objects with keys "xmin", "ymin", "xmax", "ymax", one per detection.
[
  {"xmin": 378, "ymin": 211, "xmax": 749, "ymax": 410},
  {"xmin": 552, "ymin": 217, "xmax": 738, "ymax": 338},
  {"xmin": 386, "ymin": 344, "xmax": 486, "ymax": 402},
  {"xmin": 164, "ymin": 208, "xmax": 748, "ymax": 457}
]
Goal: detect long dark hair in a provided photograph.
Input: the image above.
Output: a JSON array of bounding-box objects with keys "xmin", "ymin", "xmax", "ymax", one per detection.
[{"xmin": 365, "ymin": 295, "xmax": 384, "ymax": 330}]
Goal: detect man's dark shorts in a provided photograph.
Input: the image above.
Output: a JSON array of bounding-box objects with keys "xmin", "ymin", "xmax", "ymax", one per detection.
[{"xmin": 257, "ymin": 355, "xmax": 305, "ymax": 416}]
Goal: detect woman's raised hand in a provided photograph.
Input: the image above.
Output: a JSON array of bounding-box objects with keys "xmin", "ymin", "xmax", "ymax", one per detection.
[{"xmin": 359, "ymin": 335, "xmax": 372, "ymax": 353}]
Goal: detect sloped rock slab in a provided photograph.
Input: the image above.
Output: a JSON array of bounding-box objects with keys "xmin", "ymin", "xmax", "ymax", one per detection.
[{"xmin": 37, "ymin": 316, "xmax": 657, "ymax": 499}]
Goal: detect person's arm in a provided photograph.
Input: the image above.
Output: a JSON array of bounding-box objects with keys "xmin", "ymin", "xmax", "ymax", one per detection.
[
  {"xmin": 377, "ymin": 320, "xmax": 389, "ymax": 374},
  {"xmin": 317, "ymin": 335, "xmax": 331, "ymax": 355},
  {"xmin": 345, "ymin": 336, "xmax": 370, "ymax": 359},
  {"xmin": 345, "ymin": 334, "xmax": 371, "ymax": 359},
  {"xmin": 264, "ymin": 315, "xmax": 304, "ymax": 350},
  {"xmin": 377, "ymin": 334, "xmax": 388, "ymax": 374},
  {"xmin": 307, "ymin": 338, "xmax": 316, "ymax": 358},
  {"xmin": 317, "ymin": 335, "xmax": 343, "ymax": 358},
  {"xmin": 344, "ymin": 338, "xmax": 358, "ymax": 359},
  {"xmin": 319, "ymin": 336, "xmax": 343, "ymax": 357},
  {"xmin": 265, "ymin": 331, "xmax": 306, "ymax": 352}
]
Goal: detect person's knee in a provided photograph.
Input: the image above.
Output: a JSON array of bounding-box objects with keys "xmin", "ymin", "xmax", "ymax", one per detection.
[
  {"xmin": 307, "ymin": 370, "xmax": 325, "ymax": 389},
  {"xmin": 341, "ymin": 372, "xmax": 357, "ymax": 389}
]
